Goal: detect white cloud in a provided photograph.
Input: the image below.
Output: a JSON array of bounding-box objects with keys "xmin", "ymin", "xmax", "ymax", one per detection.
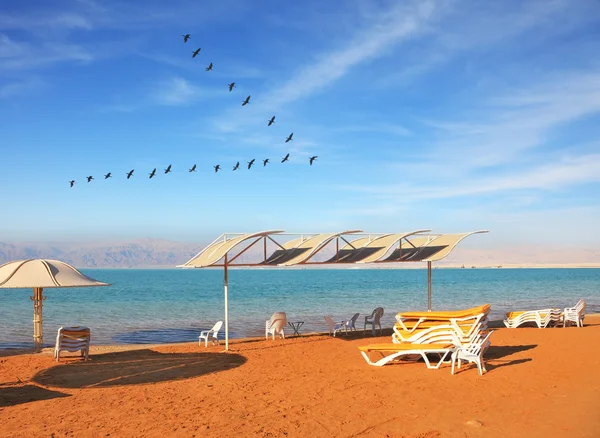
[
  {"xmin": 153, "ymin": 77, "xmax": 200, "ymax": 106},
  {"xmin": 0, "ymin": 77, "xmax": 44, "ymax": 99}
]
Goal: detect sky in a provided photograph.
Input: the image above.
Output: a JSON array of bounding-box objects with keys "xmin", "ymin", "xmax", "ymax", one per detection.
[{"xmin": 1, "ymin": 0, "xmax": 600, "ymax": 247}]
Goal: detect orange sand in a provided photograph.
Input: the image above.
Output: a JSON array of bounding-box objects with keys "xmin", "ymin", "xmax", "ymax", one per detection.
[{"xmin": 1, "ymin": 316, "xmax": 600, "ymax": 437}]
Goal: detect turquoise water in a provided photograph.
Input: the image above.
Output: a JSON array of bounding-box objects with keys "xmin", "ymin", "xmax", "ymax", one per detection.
[{"xmin": 1, "ymin": 268, "xmax": 599, "ymax": 349}]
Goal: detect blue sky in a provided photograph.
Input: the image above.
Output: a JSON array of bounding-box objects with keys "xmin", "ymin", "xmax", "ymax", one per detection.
[{"xmin": 1, "ymin": 0, "xmax": 600, "ymax": 247}]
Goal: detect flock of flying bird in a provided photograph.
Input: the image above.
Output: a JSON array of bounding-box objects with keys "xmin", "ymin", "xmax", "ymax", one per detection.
[{"xmin": 69, "ymin": 33, "xmax": 318, "ymax": 188}]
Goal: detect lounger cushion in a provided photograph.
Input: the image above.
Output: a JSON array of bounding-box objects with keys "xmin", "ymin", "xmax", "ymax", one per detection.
[{"xmin": 398, "ymin": 304, "xmax": 490, "ymax": 320}]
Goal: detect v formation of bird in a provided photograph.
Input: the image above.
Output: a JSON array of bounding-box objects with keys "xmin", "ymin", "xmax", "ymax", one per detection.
[{"xmin": 70, "ymin": 33, "xmax": 318, "ymax": 187}]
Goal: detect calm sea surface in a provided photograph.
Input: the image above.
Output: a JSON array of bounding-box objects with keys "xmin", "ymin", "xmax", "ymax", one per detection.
[{"xmin": 1, "ymin": 268, "xmax": 599, "ymax": 349}]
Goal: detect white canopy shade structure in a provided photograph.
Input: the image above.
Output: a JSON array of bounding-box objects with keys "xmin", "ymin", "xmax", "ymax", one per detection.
[
  {"xmin": 181, "ymin": 229, "xmax": 488, "ymax": 350},
  {"xmin": 0, "ymin": 259, "xmax": 110, "ymax": 351}
]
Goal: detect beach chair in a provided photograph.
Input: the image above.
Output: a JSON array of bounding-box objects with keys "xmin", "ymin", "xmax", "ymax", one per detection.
[
  {"xmin": 451, "ymin": 331, "xmax": 494, "ymax": 375},
  {"xmin": 358, "ymin": 342, "xmax": 455, "ymax": 368},
  {"xmin": 364, "ymin": 307, "xmax": 384, "ymax": 336},
  {"xmin": 563, "ymin": 299, "xmax": 586, "ymax": 327},
  {"xmin": 266, "ymin": 312, "xmax": 286, "ymax": 340},
  {"xmin": 199, "ymin": 321, "xmax": 223, "ymax": 347},
  {"xmin": 503, "ymin": 308, "xmax": 562, "ymax": 329},
  {"xmin": 346, "ymin": 312, "xmax": 360, "ymax": 332},
  {"xmin": 54, "ymin": 326, "xmax": 91, "ymax": 362},
  {"xmin": 324, "ymin": 316, "xmax": 345, "ymax": 337}
]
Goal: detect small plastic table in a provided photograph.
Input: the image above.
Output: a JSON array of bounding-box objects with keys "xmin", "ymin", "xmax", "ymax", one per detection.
[{"xmin": 288, "ymin": 321, "xmax": 304, "ymax": 337}]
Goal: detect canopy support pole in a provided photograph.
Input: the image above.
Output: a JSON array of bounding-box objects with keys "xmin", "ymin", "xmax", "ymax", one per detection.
[
  {"xmin": 31, "ymin": 287, "xmax": 45, "ymax": 352},
  {"xmin": 427, "ymin": 261, "xmax": 432, "ymax": 311},
  {"xmin": 224, "ymin": 254, "xmax": 229, "ymax": 351}
]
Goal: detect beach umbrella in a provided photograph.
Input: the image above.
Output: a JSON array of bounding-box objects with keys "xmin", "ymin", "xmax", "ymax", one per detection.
[{"xmin": 0, "ymin": 259, "xmax": 110, "ymax": 351}]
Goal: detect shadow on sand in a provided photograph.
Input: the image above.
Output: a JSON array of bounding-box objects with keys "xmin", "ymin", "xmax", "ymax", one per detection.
[
  {"xmin": 32, "ymin": 349, "xmax": 246, "ymax": 389},
  {"xmin": 482, "ymin": 344, "xmax": 537, "ymax": 371},
  {"xmin": 0, "ymin": 384, "xmax": 71, "ymax": 408}
]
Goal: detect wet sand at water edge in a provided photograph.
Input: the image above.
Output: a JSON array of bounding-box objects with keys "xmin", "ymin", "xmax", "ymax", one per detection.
[{"xmin": 1, "ymin": 315, "xmax": 599, "ymax": 437}]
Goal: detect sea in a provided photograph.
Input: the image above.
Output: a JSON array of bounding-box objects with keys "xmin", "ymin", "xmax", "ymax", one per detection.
[{"xmin": 1, "ymin": 268, "xmax": 599, "ymax": 349}]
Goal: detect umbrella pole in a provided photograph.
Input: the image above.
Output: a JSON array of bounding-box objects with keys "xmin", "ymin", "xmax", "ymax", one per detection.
[
  {"xmin": 224, "ymin": 254, "xmax": 229, "ymax": 351},
  {"xmin": 427, "ymin": 261, "xmax": 432, "ymax": 311},
  {"xmin": 31, "ymin": 287, "xmax": 45, "ymax": 352}
]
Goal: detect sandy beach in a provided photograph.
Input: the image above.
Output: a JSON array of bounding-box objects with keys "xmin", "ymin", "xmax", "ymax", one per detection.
[{"xmin": 1, "ymin": 315, "xmax": 599, "ymax": 438}]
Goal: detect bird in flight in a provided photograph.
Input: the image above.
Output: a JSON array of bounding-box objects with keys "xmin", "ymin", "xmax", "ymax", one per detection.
[
  {"xmin": 189, "ymin": 164, "xmax": 196, "ymax": 172},
  {"xmin": 206, "ymin": 62, "xmax": 213, "ymax": 71},
  {"xmin": 164, "ymin": 164, "xmax": 172, "ymax": 174},
  {"xmin": 263, "ymin": 159, "xmax": 269, "ymax": 167},
  {"xmin": 192, "ymin": 48, "xmax": 201, "ymax": 58},
  {"xmin": 281, "ymin": 153, "xmax": 290, "ymax": 163},
  {"xmin": 87, "ymin": 176, "xmax": 93, "ymax": 183},
  {"xmin": 126, "ymin": 169, "xmax": 135, "ymax": 179},
  {"xmin": 69, "ymin": 180, "xmax": 75, "ymax": 188},
  {"xmin": 233, "ymin": 161, "xmax": 240, "ymax": 171},
  {"xmin": 214, "ymin": 165, "xmax": 221, "ymax": 173},
  {"xmin": 242, "ymin": 95, "xmax": 251, "ymax": 106},
  {"xmin": 285, "ymin": 133, "xmax": 294, "ymax": 143},
  {"xmin": 309, "ymin": 156, "xmax": 318, "ymax": 166},
  {"xmin": 104, "ymin": 172, "xmax": 112, "ymax": 179},
  {"xmin": 183, "ymin": 34, "xmax": 191, "ymax": 43},
  {"xmin": 149, "ymin": 168, "xmax": 157, "ymax": 179},
  {"xmin": 268, "ymin": 116, "xmax": 275, "ymax": 127},
  {"xmin": 228, "ymin": 82, "xmax": 236, "ymax": 92},
  {"xmin": 247, "ymin": 159, "xmax": 255, "ymax": 169}
]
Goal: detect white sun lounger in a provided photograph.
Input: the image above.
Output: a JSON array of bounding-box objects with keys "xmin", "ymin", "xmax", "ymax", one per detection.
[
  {"xmin": 54, "ymin": 326, "xmax": 91, "ymax": 362},
  {"xmin": 503, "ymin": 309, "xmax": 562, "ymax": 329},
  {"xmin": 199, "ymin": 321, "xmax": 223, "ymax": 347},
  {"xmin": 358, "ymin": 342, "xmax": 455, "ymax": 368}
]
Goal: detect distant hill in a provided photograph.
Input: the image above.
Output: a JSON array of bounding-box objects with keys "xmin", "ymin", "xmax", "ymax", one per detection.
[
  {"xmin": 0, "ymin": 239, "xmax": 203, "ymax": 268},
  {"xmin": 1, "ymin": 239, "xmax": 599, "ymax": 269}
]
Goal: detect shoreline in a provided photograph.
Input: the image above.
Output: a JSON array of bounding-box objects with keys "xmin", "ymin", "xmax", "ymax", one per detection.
[{"xmin": 3, "ymin": 315, "xmax": 598, "ymax": 355}]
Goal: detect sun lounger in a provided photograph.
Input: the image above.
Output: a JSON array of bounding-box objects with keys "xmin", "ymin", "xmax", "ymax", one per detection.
[
  {"xmin": 398, "ymin": 304, "xmax": 491, "ymax": 321},
  {"xmin": 199, "ymin": 321, "xmax": 223, "ymax": 347},
  {"xmin": 266, "ymin": 312, "xmax": 286, "ymax": 340},
  {"xmin": 358, "ymin": 342, "xmax": 455, "ymax": 368},
  {"xmin": 393, "ymin": 304, "xmax": 490, "ymax": 347},
  {"xmin": 54, "ymin": 326, "xmax": 91, "ymax": 362},
  {"xmin": 451, "ymin": 331, "xmax": 494, "ymax": 375},
  {"xmin": 503, "ymin": 308, "xmax": 562, "ymax": 328},
  {"xmin": 563, "ymin": 299, "xmax": 586, "ymax": 327}
]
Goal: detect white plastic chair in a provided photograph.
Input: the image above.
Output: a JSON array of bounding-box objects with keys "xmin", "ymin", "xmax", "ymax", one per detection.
[
  {"xmin": 54, "ymin": 326, "xmax": 91, "ymax": 362},
  {"xmin": 364, "ymin": 307, "xmax": 384, "ymax": 336},
  {"xmin": 324, "ymin": 316, "xmax": 345, "ymax": 337},
  {"xmin": 199, "ymin": 321, "xmax": 223, "ymax": 347},
  {"xmin": 563, "ymin": 299, "xmax": 586, "ymax": 327},
  {"xmin": 451, "ymin": 331, "xmax": 494, "ymax": 376},
  {"xmin": 265, "ymin": 312, "xmax": 286, "ymax": 340},
  {"xmin": 344, "ymin": 313, "xmax": 360, "ymax": 332}
]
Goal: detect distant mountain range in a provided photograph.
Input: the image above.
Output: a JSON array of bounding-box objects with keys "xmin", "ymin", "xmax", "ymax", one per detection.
[
  {"xmin": 1, "ymin": 239, "xmax": 599, "ymax": 268},
  {"xmin": 0, "ymin": 239, "xmax": 203, "ymax": 268}
]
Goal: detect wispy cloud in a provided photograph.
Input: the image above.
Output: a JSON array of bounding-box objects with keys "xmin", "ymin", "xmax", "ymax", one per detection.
[
  {"xmin": 0, "ymin": 34, "xmax": 93, "ymax": 71},
  {"xmin": 0, "ymin": 77, "xmax": 44, "ymax": 99},
  {"xmin": 99, "ymin": 76, "xmax": 225, "ymax": 112},
  {"xmin": 153, "ymin": 77, "xmax": 202, "ymax": 106}
]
